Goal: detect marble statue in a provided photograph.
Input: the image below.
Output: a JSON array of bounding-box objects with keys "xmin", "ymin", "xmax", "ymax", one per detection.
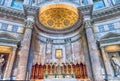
[
  {"xmin": 0, "ymin": 54, "xmax": 5, "ymax": 79},
  {"xmin": 111, "ymin": 55, "xmax": 120, "ymax": 76}
]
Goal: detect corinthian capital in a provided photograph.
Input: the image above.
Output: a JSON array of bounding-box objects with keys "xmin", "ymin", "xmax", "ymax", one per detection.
[
  {"xmin": 84, "ymin": 20, "xmax": 92, "ymax": 28},
  {"xmin": 25, "ymin": 16, "xmax": 34, "ymax": 29}
]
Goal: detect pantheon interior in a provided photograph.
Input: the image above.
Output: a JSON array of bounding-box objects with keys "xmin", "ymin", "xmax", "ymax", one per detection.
[{"xmin": 0, "ymin": 0, "xmax": 120, "ymax": 81}]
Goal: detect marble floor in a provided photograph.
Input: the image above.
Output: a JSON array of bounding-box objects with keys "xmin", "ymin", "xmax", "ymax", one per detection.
[{"xmin": 44, "ymin": 78, "xmax": 78, "ymax": 81}]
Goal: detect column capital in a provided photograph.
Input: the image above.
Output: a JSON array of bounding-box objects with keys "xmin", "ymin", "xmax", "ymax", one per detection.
[
  {"xmin": 25, "ymin": 16, "xmax": 34, "ymax": 29},
  {"xmin": 84, "ymin": 20, "xmax": 93, "ymax": 29}
]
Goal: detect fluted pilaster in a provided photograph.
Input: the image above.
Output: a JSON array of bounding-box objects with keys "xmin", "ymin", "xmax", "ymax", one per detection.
[
  {"xmin": 16, "ymin": 16, "xmax": 34, "ymax": 80},
  {"xmin": 82, "ymin": 32, "xmax": 93, "ymax": 81},
  {"xmin": 85, "ymin": 20, "xmax": 104, "ymax": 81}
]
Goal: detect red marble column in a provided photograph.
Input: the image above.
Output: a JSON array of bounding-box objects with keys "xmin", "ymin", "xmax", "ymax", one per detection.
[
  {"xmin": 85, "ymin": 20, "xmax": 104, "ymax": 81},
  {"xmin": 16, "ymin": 16, "xmax": 34, "ymax": 80}
]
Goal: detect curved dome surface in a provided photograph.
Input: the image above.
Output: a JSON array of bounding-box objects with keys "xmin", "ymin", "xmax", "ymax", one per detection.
[{"xmin": 39, "ymin": 4, "xmax": 78, "ymax": 29}]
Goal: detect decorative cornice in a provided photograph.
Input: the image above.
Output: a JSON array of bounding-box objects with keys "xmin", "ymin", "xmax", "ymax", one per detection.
[
  {"xmin": 36, "ymin": 32, "xmax": 81, "ymax": 44},
  {"xmin": 0, "ymin": 6, "xmax": 25, "ymax": 19},
  {"xmin": 92, "ymin": 5, "xmax": 120, "ymax": 21},
  {"xmin": 77, "ymin": 5, "xmax": 93, "ymax": 16},
  {"xmin": 100, "ymin": 32, "xmax": 120, "ymax": 40},
  {"xmin": 0, "ymin": 37, "xmax": 20, "ymax": 47},
  {"xmin": 23, "ymin": 5, "xmax": 39, "ymax": 15},
  {"xmin": 99, "ymin": 37, "xmax": 120, "ymax": 47},
  {"xmin": 0, "ymin": 5, "xmax": 39, "ymax": 20},
  {"xmin": 0, "ymin": 38, "xmax": 19, "ymax": 44},
  {"xmin": 35, "ymin": 20, "xmax": 83, "ymax": 34},
  {"xmin": 98, "ymin": 32, "xmax": 120, "ymax": 47}
]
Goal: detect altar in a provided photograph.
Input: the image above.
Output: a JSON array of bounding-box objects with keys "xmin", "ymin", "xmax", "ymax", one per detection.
[
  {"xmin": 30, "ymin": 45, "xmax": 89, "ymax": 81},
  {"xmin": 32, "ymin": 79, "xmax": 91, "ymax": 81},
  {"xmin": 44, "ymin": 78, "xmax": 78, "ymax": 81}
]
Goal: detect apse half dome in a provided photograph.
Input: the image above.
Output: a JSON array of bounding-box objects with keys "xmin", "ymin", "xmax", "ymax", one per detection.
[{"xmin": 39, "ymin": 4, "xmax": 79, "ymax": 29}]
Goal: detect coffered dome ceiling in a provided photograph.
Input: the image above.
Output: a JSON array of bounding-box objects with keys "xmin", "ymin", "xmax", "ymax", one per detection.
[{"xmin": 39, "ymin": 4, "xmax": 78, "ymax": 29}]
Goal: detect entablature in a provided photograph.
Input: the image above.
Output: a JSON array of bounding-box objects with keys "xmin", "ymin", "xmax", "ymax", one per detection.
[
  {"xmin": 92, "ymin": 5, "xmax": 120, "ymax": 22},
  {"xmin": 0, "ymin": 6, "xmax": 25, "ymax": 20}
]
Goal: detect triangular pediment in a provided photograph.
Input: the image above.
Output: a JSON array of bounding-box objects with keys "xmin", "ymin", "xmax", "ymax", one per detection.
[
  {"xmin": 0, "ymin": 33, "xmax": 17, "ymax": 40},
  {"xmin": 100, "ymin": 32, "xmax": 120, "ymax": 40}
]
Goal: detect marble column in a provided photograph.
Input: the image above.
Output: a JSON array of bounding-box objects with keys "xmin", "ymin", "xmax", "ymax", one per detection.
[
  {"xmin": 65, "ymin": 39, "xmax": 72, "ymax": 63},
  {"xmin": 85, "ymin": 20, "xmax": 104, "ymax": 81},
  {"xmin": 81, "ymin": 32, "xmax": 93, "ymax": 81},
  {"xmin": 16, "ymin": 16, "xmax": 34, "ymax": 80},
  {"xmin": 101, "ymin": 47, "xmax": 114, "ymax": 77},
  {"xmin": 3, "ymin": 47, "xmax": 17, "ymax": 80},
  {"xmin": 45, "ymin": 39, "xmax": 52, "ymax": 63}
]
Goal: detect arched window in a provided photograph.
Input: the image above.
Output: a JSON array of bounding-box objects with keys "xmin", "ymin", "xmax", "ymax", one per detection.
[
  {"xmin": 93, "ymin": 0, "xmax": 105, "ymax": 10},
  {"xmin": 111, "ymin": 0, "xmax": 120, "ymax": 5},
  {"xmin": 11, "ymin": 0, "xmax": 24, "ymax": 10}
]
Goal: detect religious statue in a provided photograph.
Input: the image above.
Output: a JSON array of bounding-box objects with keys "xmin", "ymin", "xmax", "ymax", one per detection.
[
  {"xmin": 0, "ymin": 54, "xmax": 5, "ymax": 79},
  {"xmin": 111, "ymin": 55, "xmax": 120, "ymax": 77}
]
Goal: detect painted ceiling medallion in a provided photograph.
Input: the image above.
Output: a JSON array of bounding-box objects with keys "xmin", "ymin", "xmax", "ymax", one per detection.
[{"xmin": 39, "ymin": 4, "xmax": 78, "ymax": 29}]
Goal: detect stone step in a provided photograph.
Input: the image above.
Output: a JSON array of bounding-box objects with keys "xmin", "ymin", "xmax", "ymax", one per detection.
[
  {"xmin": 43, "ymin": 79, "xmax": 91, "ymax": 81},
  {"xmin": 32, "ymin": 79, "xmax": 91, "ymax": 81}
]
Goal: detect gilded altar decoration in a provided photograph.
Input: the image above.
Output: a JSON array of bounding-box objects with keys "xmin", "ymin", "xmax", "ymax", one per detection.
[
  {"xmin": 56, "ymin": 49, "xmax": 62, "ymax": 59},
  {"xmin": 39, "ymin": 4, "xmax": 78, "ymax": 29},
  {"xmin": 30, "ymin": 63, "xmax": 88, "ymax": 80}
]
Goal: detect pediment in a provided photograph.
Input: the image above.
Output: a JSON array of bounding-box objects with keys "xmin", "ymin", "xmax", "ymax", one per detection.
[
  {"xmin": 100, "ymin": 32, "xmax": 120, "ymax": 40},
  {"xmin": 0, "ymin": 33, "xmax": 17, "ymax": 40}
]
